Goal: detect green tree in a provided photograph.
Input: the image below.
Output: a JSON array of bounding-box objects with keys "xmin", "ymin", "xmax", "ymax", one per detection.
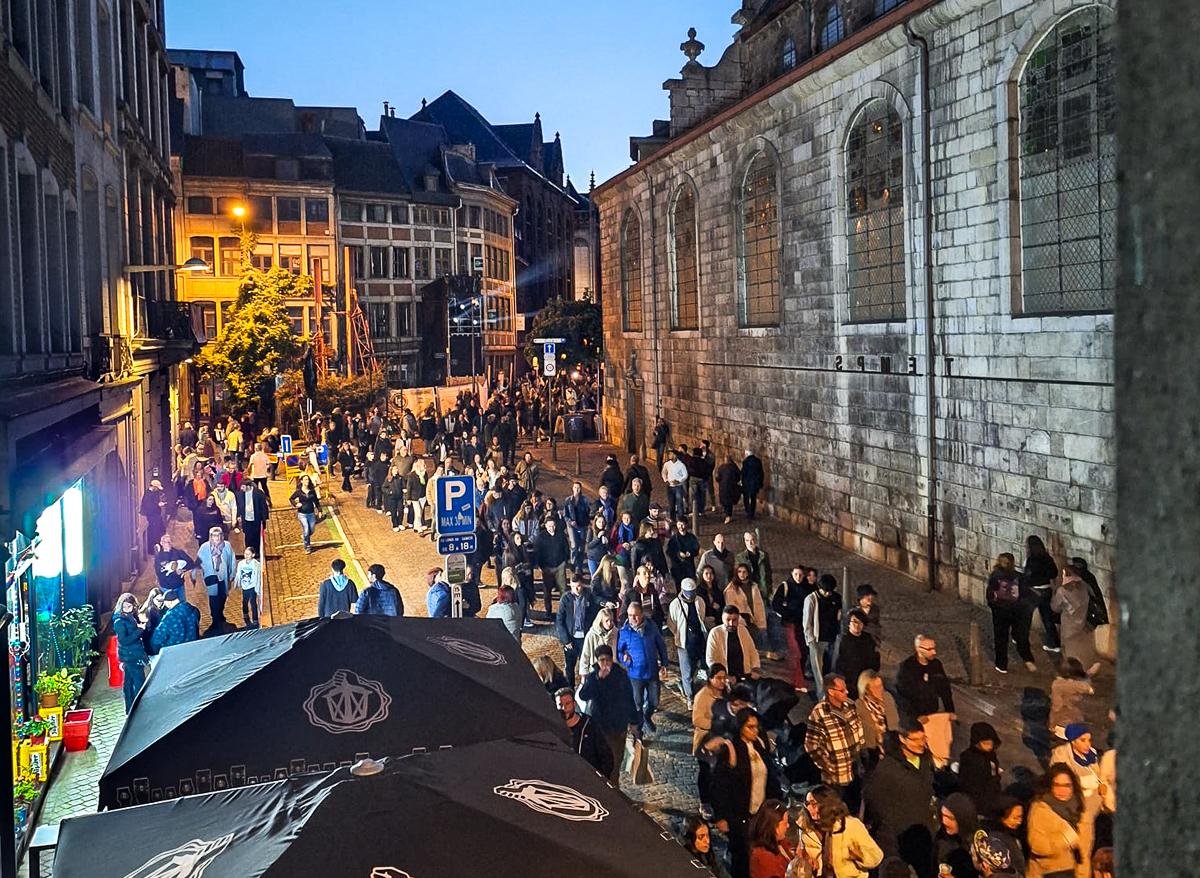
[
  {"xmin": 275, "ymin": 369, "xmax": 384, "ymax": 434},
  {"xmin": 522, "ymin": 298, "xmax": 603, "ymax": 368},
  {"xmin": 195, "ymin": 238, "xmax": 308, "ymax": 410}
]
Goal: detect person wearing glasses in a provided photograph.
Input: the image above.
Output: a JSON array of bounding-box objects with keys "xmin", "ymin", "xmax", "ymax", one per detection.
[
  {"xmin": 800, "ymin": 784, "xmax": 884, "ymax": 878},
  {"xmin": 804, "ymin": 673, "xmax": 865, "ymax": 811},
  {"xmin": 895, "ymin": 635, "xmax": 956, "ymax": 768}
]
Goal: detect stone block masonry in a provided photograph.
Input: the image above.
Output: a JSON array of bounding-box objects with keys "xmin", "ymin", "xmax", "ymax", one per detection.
[{"xmin": 595, "ymin": 0, "xmax": 1116, "ymax": 615}]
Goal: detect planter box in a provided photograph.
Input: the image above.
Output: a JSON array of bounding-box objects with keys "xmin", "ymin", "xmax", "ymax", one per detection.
[{"xmin": 62, "ymin": 709, "xmax": 93, "ymax": 752}]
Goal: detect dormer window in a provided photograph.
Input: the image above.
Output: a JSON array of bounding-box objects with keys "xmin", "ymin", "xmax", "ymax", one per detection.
[{"xmin": 424, "ymin": 173, "xmax": 438, "ymax": 192}]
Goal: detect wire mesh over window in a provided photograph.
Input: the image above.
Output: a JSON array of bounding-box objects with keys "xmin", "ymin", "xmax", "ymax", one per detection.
[
  {"xmin": 621, "ymin": 210, "xmax": 643, "ymax": 332},
  {"xmin": 846, "ymin": 100, "xmax": 906, "ymax": 321},
  {"xmin": 669, "ymin": 186, "xmax": 700, "ymax": 330},
  {"xmin": 737, "ymin": 152, "xmax": 781, "ymax": 326},
  {"xmin": 1018, "ymin": 6, "xmax": 1116, "ymax": 314}
]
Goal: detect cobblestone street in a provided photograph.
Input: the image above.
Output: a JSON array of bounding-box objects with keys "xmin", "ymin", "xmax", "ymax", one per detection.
[{"xmin": 254, "ymin": 437, "xmax": 1114, "ymax": 828}]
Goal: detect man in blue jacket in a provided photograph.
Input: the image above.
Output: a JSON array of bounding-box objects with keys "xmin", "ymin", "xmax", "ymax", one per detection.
[
  {"xmin": 555, "ymin": 574, "xmax": 599, "ymax": 681},
  {"xmin": 617, "ymin": 601, "xmax": 670, "ymax": 736},
  {"xmin": 425, "ymin": 567, "xmax": 452, "ymax": 618}
]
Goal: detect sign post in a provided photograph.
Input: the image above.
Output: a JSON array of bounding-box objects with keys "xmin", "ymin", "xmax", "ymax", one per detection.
[{"xmin": 532, "ymin": 338, "xmax": 565, "ymax": 453}]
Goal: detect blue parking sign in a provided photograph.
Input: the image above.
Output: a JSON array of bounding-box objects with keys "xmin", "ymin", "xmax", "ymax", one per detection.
[{"xmin": 434, "ymin": 475, "xmax": 476, "ymax": 536}]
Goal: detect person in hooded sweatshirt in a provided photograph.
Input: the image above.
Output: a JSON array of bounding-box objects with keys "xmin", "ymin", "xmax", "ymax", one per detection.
[
  {"xmin": 935, "ymin": 792, "xmax": 980, "ymax": 878},
  {"xmin": 317, "ymin": 558, "xmax": 359, "ymax": 617},
  {"xmin": 957, "ymin": 723, "xmax": 1003, "ymax": 814}
]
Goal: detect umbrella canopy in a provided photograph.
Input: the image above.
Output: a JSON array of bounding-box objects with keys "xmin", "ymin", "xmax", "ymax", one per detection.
[
  {"xmin": 99, "ymin": 616, "xmax": 566, "ymax": 809},
  {"xmin": 61, "ymin": 733, "xmax": 711, "ymax": 877}
]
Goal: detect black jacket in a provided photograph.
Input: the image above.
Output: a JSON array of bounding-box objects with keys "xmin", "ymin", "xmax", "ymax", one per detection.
[
  {"xmin": 957, "ymin": 744, "xmax": 1003, "ymax": 813},
  {"xmin": 235, "ymin": 488, "xmax": 270, "ymax": 525},
  {"xmin": 1021, "ymin": 552, "xmax": 1059, "ymax": 591},
  {"xmin": 863, "ymin": 734, "xmax": 937, "ymax": 861},
  {"xmin": 570, "ymin": 713, "xmax": 614, "ymax": 777},
  {"xmin": 556, "ymin": 591, "xmax": 600, "ymax": 645},
  {"xmin": 716, "ymin": 462, "xmax": 741, "ymax": 507},
  {"xmin": 771, "ymin": 578, "xmax": 809, "ymax": 627},
  {"xmin": 834, "ymin": 630, "xmax": 880, "ymax": 690},
  {"xmin": 895, "ymin": 654, "xmax": 955, "ymax": 721},
  {"xmin": 578, "ymin": 665, "xmax": 639, "ymax": 733},
  {"xmin": 623, "ymin": 463, "xmax": 652, "ymax": 496},
  {"xmin": 600, "ymin": 462, "xmax": 625, "ymax": 499},
  {"xmin": 534, "ymin": 528, "xmax": 571, "ymax": 568},
  {"xmin": 741, "ymin": 454, "xmax": 764, "ymax": 493},
  {"xmin": 711, "ymin": 736, "xmax": 782, "ymax": 824}
]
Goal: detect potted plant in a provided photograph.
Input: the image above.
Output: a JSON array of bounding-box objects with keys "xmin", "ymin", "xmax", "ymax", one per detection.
[
  {"xmin": 13, "ymin": 773, "xmax": 39, "ymax": 826},
  {"xmin": 53, "ymin": 606, "xmax": 99, "ymax": 671},
  {"xmin": 16, "ymin": 718, "xmax": 50, "ymax": 746},
  {"xmin": 34, "ymin": 669, "xmax": 81, "ymax": 709}
]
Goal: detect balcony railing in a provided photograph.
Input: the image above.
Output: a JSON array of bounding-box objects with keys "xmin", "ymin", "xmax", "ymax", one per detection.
[
  {"xmin": 86, "ymin": 333, "xmax": 134, "ymax": 381},
  {"xmin": 143, "ymin": 300, "xmax": 199, "ymax": 343}
]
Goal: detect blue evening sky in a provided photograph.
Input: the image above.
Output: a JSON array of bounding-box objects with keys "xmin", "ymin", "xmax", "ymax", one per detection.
[{"xmin": 166, "ymin": 0, "xmax": 741, "ymax": 186}]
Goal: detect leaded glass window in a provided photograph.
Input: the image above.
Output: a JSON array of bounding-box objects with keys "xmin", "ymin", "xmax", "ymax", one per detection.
[
  {"xmin": 737, "ymin": 151, "xmax": 781, "ymax": 327},
  {"xmin": 846, "ymin": 100, "xmax": 906, "ymax": 322},
  {"xmin": 819, "ymin": 4, "xmax": 844, "ymax": 51},
  {"xmin": 781, "ymin": 37, "xmax": 797, "ymax": 73},
  {"xmin": 669, "ymin": 185, "xmax": 699, "ymax": 330},
  {"xmin": 621, "ymin": 210, "xmax": 643, "ymax": 332},
  {"xmin": 1018, "ymin": 6, "xmax": 1116, "ymax": 314}
]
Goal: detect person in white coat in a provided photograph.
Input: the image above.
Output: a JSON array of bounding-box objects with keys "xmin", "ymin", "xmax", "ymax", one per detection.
[
  {"xmin": 705, "ymin": 604, "xmax": 761, "ymax": 680},
  {"xmin": 667, "ymin": 578, "xmax": 710, "ymax": 707}
]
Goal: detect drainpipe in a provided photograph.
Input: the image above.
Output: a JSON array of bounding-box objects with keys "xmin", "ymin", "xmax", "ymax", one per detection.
[
  {"xmin": 643, "ymin": 170, "xmax": 662, "ymax": 417},
  {"xmin": 906, "ymin": 22, "xmax": 939, "ymax": 592}
]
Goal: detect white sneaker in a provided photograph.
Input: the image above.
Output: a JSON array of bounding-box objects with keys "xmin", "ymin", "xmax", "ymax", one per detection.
[
  {"xmin": 393, "ymin": 526, "xmax": 400, "ymax": 532},
  {"xmin": 994, "ymin": 666, "xmax": 1008, "ymax": 674},
  {"xmin": 1042, "ymin": 645, "xmax": 1061, "ymax": 653},
  {"xmin": 1025, "ymin": 661, "xmax": 1038, "ymax": 672}
]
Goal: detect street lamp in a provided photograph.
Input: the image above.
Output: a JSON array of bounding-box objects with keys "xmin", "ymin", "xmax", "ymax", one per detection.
[{"xmin": 124, "ymin": 258, "xmax": 210, "ymax": 275}]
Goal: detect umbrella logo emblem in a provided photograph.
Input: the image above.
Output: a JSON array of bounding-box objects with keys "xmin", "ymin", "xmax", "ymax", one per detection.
[
  {"xmin": 370, "ymin": 870, "xmax": 413, "ymax": 878},
  {"xmin": 493, "ymin": 779, "xmax": 609, "ymax": 822},
  {"xmin": 303, "ymin": 669, "xmax": 393, "ymax": 734},
  {"xmin": 121, "ymin": 833, "xmax": 234, "ymax": 878},
  {"xmin": 426, "ymin": 635, "xmax": 508, "ymax": 666}
]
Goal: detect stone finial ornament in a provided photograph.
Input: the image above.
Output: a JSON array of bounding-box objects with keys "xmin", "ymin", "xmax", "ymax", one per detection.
[{"xmin": 681, "ymin": 27, "xmax": 705, "ymax": 64}]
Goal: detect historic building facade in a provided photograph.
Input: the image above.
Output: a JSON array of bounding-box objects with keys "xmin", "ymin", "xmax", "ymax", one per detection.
[
  {"xmin": 595, "ymin": 0, "xmax": 1116, "ymax": 607},
  {"xmin": 1, "ymin": 0, "xmax": 192, "ymax": 624}
]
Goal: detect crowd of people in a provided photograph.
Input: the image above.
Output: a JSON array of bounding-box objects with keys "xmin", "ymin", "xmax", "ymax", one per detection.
[{"xmin": 135, "ymin": 400, "xmax": 1115, "ymax": 878}]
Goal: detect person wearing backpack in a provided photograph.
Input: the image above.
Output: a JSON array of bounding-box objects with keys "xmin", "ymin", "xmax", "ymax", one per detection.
[{"xmin": 987, "ymin": 553, "xmax": 1036, "ymax": 673}]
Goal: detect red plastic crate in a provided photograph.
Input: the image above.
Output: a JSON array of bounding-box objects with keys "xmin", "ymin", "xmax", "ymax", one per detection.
[{"xmin": 62, "ymin": 709, "xmax": 93, "ymax": 752}]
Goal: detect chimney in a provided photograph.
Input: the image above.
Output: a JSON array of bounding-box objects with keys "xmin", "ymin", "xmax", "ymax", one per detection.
[{"xmin": 383, "ymin": 100, "xmax": 390, "ymax": 116}]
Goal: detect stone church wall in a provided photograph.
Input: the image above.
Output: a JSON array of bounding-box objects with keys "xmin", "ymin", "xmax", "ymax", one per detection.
[{"xmin": 596, "ymin": 0, "xmax": 1116, "ymax": 619}]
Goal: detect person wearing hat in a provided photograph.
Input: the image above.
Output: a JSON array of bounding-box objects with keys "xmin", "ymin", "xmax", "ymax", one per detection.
[
  {"xmin": 957, "ymin": 722, "xmax": 1004, "ymax": 813},
  {"xmin": 139, "ymin": 477, "xmax": 168, "ymax": 556},
  {"xmin": 668, "ymin": 577, "xmax": 710, "ymax": 708},
  {"xmin": 1051, "ymin": 724, "xmax": 1109, "ymax": 810},
  {"xmin": 149, "ymin": 587, "xmax": 201, "ymax": 654}
]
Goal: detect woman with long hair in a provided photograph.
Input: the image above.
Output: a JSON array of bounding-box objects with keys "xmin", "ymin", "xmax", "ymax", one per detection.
[
  {"xmin": 532, "ymin": 654, "xmax": 568, "ymax": 697},
  {"xmin": 1022, "ymin": 534, "xmax": 1061, "ymax": 654},
  {"xmin": 748, "ymin": 799, "xmax": 794, "ymax": 878},
  {"xmin": 289, "ymin": 473, "xmax": 322, "ymax": 553},
  {"xmin": 712, "ymin": 708, "xmax": 782, "ymax": 878},
  {"xmin": 1027, "ymin": 763, "xmax": 1092, "ymax": 877},
  {"xmin": 578, "ymin": 606, "xmax": 618, "ymax": 684},
  {"xmin": 139, "ymin": 587, "xmax": 167, "ymax": 651},
  {"xmin": 800, "ymin": 784, "xmax": 884, "ymax": 877},
  {"xmin": 697, "ymin": 563, "xmax": 725, "ymax": 621},
  {"xmin": 855, "ymin": 670, "xmax": 900, "ymax": 769},
  {"xmin": 987, "ymin": 552, "xmax": 1036, "ymax": 673},
  {"xmin": 585, "ymin": 512, "xmax": 612, "ymax": 577},
  {"xmin": 682, "ymin": 816, "xmax": 733, "ymax": 878},
  {"xmin": 113, "ymin": 592, "xmax": 149, "ymax": 712},
  {"xmin": 502, "ymin": 533, "xmax": 534, "ymax": 628},
  {"xmin": 590, "ymin": 553, "xmax": 622, "ymax": 606},
  {"xmin": 724, "ymin": 562, "xmax": 768, "ymax": 651}
]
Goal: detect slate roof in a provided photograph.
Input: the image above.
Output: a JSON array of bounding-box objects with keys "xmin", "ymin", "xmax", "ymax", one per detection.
[
  {"xmin": 411, "ymin": 91, "xmax": 527, "ymax": 168},
  {"xmin": 324, "ymin": 136, "xmax": 410, "ymax": 195},
  {"xmin": 376, "ymin": 116, "xmax": 460, "ymax": 206},
  {"xmin": 493, "ymin": 123, "xmax": 535, "ymax": 162},
  {"xmin": 201, "ymin": 95, "xmax": 297, "ymax": 136}
]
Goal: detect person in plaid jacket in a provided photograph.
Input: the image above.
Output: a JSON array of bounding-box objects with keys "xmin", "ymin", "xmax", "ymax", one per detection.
[{"xmin": 804, "ymin": 672, "xmax": 865, "ymax": 800}]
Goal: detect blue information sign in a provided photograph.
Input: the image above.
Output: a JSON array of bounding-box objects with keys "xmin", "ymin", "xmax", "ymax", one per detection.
[
  {"xmin": 437, "ymin": 533, "xmax": 477, "ymax": 556},
  {"xmin": 280, "ymin": 434, "xmax": 293, "ymax": 454},
  {"xmin": 434, "ymin": 475, "xmax": 476, "ymax": 536}
]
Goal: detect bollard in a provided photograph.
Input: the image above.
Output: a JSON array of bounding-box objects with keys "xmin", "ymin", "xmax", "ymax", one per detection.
[
  {"xmin": 575, "ymin": 446, "xmax": 582, "ymax": 476},
  {"xmin": 551, "ymin": 437, "xmax": 558, "ymax": 463},
  {"xmin": 969, "ymin": 621, "xmax": 983, "ymax": 686},
  {"xmin": 691, "ymin": 508, "xmax": 701, "ymax": 539},
  {"xmin": 841, "ymin": 566, "xmax": 853, "ymax": 612}
]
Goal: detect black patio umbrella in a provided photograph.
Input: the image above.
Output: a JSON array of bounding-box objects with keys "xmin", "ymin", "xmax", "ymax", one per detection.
[
  {"xmin": 98, "ymin": 616, "xmax": 566, "ymax": 809},
  {"xmin": 60, "ymin": 733, "xmax": 712, "ymax": 877}
]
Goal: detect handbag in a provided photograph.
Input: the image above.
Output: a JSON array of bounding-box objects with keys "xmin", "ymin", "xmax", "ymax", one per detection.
[{"xmin": 622, "ymin": 736, "xmax": 655, "ymax": 785}]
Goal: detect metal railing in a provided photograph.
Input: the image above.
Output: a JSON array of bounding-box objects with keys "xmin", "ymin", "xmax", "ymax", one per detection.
[{"xmin": 143, "ymin": 300, "xmax": 198, "ymax": 342}]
